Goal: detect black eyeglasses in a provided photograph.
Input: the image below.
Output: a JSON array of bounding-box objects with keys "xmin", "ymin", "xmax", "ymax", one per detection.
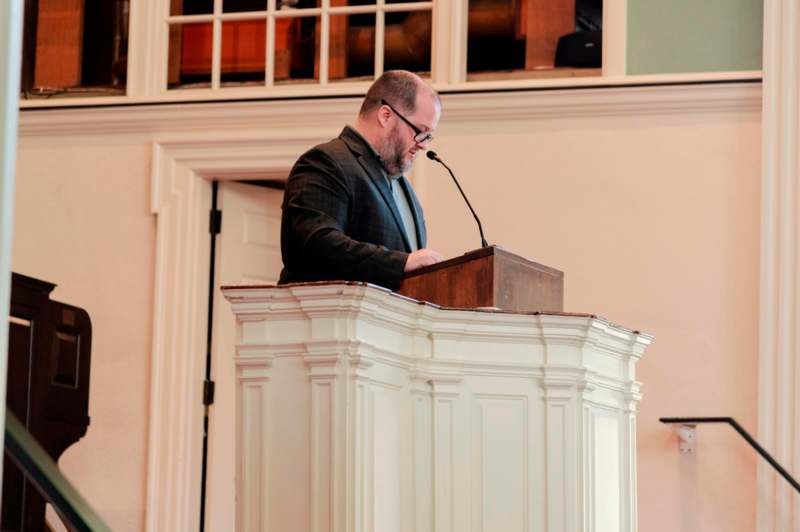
[{"xmin": 380, "ymin": 99, "xmax": 434, "ymax": 144}]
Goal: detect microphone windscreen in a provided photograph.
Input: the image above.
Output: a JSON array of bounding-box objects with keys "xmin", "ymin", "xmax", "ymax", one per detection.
[{"xmin": 426, "ymin": 150, "xmax": 438, "ymax": 160}]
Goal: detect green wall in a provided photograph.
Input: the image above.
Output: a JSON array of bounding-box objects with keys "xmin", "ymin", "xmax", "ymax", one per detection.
[{"xmin": 627, "ymin": 0, "xmax": 763, "ymax": 74}]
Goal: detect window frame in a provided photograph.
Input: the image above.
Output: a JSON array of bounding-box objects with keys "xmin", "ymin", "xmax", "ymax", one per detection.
[
  {"xmin": 164, "ymin": 0, "xmax": 434, "ymax": 89},
  {"xmin": 16, "ymin": 0, "xmax": 762, "ymax": 107}
]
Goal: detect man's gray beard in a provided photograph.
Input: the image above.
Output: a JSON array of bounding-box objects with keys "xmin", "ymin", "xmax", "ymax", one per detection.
[{"xmin": 380, "ymin": 127, "xmax": 411, "ymax": 176}]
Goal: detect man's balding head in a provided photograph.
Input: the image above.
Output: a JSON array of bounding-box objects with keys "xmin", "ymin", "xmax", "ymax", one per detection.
[{"xmin": 359, "ymin": 70, "xmax": 440, "ymax": 117}]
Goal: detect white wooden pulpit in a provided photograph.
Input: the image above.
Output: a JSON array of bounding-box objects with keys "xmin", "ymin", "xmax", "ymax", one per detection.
[{"xmin": 223, "ymin": 282, "xmax": 651, "ymax": 532}]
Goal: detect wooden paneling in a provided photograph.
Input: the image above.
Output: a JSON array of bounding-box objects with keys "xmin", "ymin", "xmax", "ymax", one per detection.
[
  {"xmin": 34, "ymin": 0, "xmax": 84, "ymax": 88},
  {"xmin": 177, "ymin": 21, "xmax": 296, "ymax": 81},
  {"xmin": 329, "ymin": 0, "xmax": 349, "ymax": 79},
  {"xmin": 274, "ymin": 19, "xmax": 293, "ymax": 80},
  {"xmin": 180, "ymin": 22, "xmax": 268, "ymax": 75},
  {"xmin": 523, "ymin": 0, "xmax": 574, "ymax": 69}
]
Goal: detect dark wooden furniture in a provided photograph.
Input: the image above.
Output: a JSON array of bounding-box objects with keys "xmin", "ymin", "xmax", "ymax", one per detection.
[
  {"xmin": 2, "ymin": 273, "xmax": 92, "ymax": 532},
  {"xmin": 397, "ymin": 246, "xmax": 564, "ymax": 312}
]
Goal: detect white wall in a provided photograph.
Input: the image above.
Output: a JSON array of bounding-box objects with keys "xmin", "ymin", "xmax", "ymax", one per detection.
[
  {"xmin": 13, "ymin": 134, "xmax": 154, "ymax": 530},
  {"xmin": 13, "ymin": 85, "xmax": 761, "ymax": 531}
]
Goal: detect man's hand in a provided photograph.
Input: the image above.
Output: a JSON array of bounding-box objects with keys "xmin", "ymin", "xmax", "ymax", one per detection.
[{"xmin": 404, "ymin": 249, "xmax": 445, "ymax": 272}]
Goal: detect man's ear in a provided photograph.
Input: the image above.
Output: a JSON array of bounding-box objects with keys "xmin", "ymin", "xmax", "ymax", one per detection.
[{"xmin": 376, "ymin": 105, "xmax": 392, "ymax": 128}]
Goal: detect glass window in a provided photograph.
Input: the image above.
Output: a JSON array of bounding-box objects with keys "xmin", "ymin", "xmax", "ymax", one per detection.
[
  {"xmin": 20, "ymin": 0, "xmax": 130, "ymax": 98},
  {"xmin": 327, "ymin": 13, "xmax": 376, "ymax": 81},
  {"xmin": 384, "ymin": 11, "xmax": 432, "ymax": 76},
  {"xmin": 166, "ymin": 0, "xmax": 433, "ymax": 90},
  {"xmin": 273, "ymin": 16, "xmax": 321, "ymax": 85},
  {"xmin": 221, "ymin": 20, "xmax": 269, "ymax": 86},
  {"xmin": 168, "ymin": 22, "xmax": 214, "ymax": 89},
  {"xmin": 224, "ymin": 0, "xmax": 269, "ymax": 12},
  {"xmin": 466, "ymin": 0, "xmax": 602, "ymax": 80}
]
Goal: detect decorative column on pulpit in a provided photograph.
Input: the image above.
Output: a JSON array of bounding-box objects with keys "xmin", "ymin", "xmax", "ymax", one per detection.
[
  {"xmin": 234, "ymin": 343, "xmax": 273, "ymax": 532},
  {"xmin": 223, "ymin": 282, "xmax": 651, "ymax": 532}
]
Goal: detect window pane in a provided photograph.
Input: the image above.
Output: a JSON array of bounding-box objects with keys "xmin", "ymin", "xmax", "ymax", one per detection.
[
  {"xmin": 334, "ymin": 0, "xmax": 377, "ymax": 7},
  {"xmin": 221, "ymin": 20, "xmax": 267, "ymax": 86},
  {"xmin": 277, "ymin": 0, "xmax": 321, "ymax": 9},
  {"xmin": 384, "ymin": 11, "xmax": 431, "ymax": 75},
  {"xmin": 173, "ymin": 0, "xmax": 213, "ymax": 16},
  {"xmin": 329, "ymin": 13, "xmax": 374, "ymax": 81},
  {"xmin": 168, "ymin": 22, "xmax": 213, "ymax": 89},
  {"xmin": 223, "ymin": 0, "xmax": 268, "ymax": 13},
  {"xmin": 20, "ymin": 0, "xmax": 128, "ymax": 97},
  {"xmin": 275, "ymin": 17, "xmax": 321, "ymax": 84},
  {"xmin": 467, "ymin": 0, "xmax": 602, "ymax": 79}
]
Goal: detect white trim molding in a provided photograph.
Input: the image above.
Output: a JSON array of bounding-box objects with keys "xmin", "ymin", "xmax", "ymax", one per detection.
[
  {"xmin": 125, "ymin": 0, "xmax": 168, "ymax": 98},
  {"xmin": 758, "ymin": 1, "xmax": 800, "ymax": 530},
  {"xmin": 601, "ymin": 0, "xmax": 626, "ymax": 77},
  {"xmin": 145, "ymin": 132, "xmax": 330, "ymax": 531},
  {"xmin": 18, "ymin": 82, "xmax": 762, "ymax": 138},
  {"xmin": 17, "ymin": 71, "xmax": 761, "ymax": 110}
]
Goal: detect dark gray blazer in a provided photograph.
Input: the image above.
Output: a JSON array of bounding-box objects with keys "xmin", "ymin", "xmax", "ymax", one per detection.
[{"xmin": 279, "ymin": 126, "xmax": 427, "ymax": 289}]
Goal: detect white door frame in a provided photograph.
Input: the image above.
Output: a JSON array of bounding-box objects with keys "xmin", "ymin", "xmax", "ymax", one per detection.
[{"xmin": 145, "ymin": 132, "xmax": 332, "ymax": 531}]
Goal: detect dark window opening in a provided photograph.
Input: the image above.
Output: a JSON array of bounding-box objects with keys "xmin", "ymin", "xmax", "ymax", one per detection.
[
  {"xmin": 21, "ymin": 0, "xmax": 129, "ymax": 98},
  {"xmin": 466, "ymin": 0, "xmax": 602, "ymax": 79}
]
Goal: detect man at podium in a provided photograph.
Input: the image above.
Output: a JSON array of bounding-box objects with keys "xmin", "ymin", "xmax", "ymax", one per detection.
[{"xmin": 279, "ymin": 70, "xmax": 445, "ymax": 289}]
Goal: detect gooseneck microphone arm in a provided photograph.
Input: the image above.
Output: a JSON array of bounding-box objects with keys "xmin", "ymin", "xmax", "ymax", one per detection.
[{"xmin": 426, "ymin": 150, "xmax": 489, "ymax": 248}]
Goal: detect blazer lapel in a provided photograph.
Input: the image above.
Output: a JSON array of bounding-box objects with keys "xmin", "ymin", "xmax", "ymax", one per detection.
[
  {"xmin": 339, "ymin": 127, "xmax": 413, "ymax": 252},
  {"xmin": 399, "ymin": 176, "xmax": 426, "ymax": 249},
  {"xmin": 356, "ymin": 154, "xmax": 412, "ymax": 252}
]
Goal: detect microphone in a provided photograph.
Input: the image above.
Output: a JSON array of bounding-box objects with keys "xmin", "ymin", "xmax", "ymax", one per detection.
[{"xmin": 426, "ymin": 150, "xmax": 489, "ymax": 248}]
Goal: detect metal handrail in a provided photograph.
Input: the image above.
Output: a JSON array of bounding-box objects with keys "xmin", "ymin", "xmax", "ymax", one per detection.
[
  {"xmin": 660, "ymin": 416, "xmax": 800, "ymax": 494},
  {"xmin": 4, "ymin": 409, "xmax": 112, "ymax": 531}
]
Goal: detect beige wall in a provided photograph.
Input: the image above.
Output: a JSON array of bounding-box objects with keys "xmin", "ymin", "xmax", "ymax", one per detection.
[
  {"xmin": 13, "ymin": 135, "xmax": 154, "ymax": 530},
  {"xmin": 13, "ymin": 92, "xmax": 760, "ymax": 531}
]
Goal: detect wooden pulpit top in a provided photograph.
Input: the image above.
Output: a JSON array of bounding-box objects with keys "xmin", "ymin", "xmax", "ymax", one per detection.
[{"xmin": 402, "ymin": 245, "xmax": 562, "ymax": 279}]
